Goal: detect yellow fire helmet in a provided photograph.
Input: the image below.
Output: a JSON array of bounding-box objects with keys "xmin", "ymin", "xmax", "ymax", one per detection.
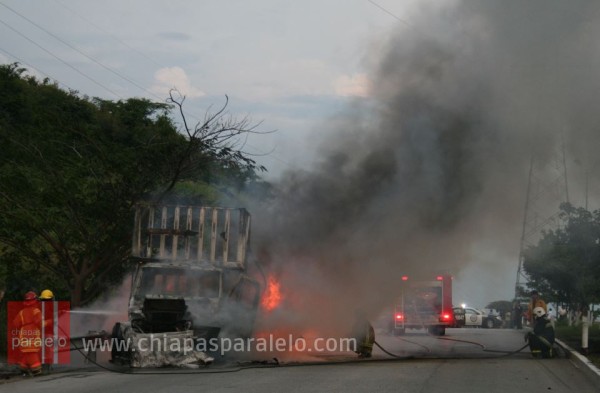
[
  {"xmin": 39, "ymin": 289, "xmax": 54, "ymax": 300},
  {"xmin": 533, "ymin": 306, "xmax": 546, "ymax": 318}
]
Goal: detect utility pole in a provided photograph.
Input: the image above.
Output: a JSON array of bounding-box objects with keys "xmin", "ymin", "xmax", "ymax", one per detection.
[{"xmin": 514, "ymin": 141, "xmax": 569, "ymax": 300}]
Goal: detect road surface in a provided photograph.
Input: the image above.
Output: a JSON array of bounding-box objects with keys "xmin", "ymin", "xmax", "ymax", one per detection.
[{"xmin": 2, "ymin": 328, "xmax": 597, "ymax": 393}]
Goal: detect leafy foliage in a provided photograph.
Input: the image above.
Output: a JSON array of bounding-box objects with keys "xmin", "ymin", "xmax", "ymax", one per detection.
[
  {"xmin": 0, "ymin": 63, "xmax": 268, "ymax": 306},
  {"xmin": 523, "ymin": 203, "xmax": 600, "ymax": 308}
]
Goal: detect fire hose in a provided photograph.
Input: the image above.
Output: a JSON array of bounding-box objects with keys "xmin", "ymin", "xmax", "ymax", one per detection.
[
  {"xmin": 43, "ymin": 326, "xmax": 534, "ymax": 376},
  {"xmin": 436, "ymin": 337, "xmax": 532, "ymax": 357},
  {"xmin": 57, "ymin": 338, "xmax": 533, "ymax": 376},
  {"xmin": 374, "ymin": 341, "xmax": 414, "ymax": 359}
]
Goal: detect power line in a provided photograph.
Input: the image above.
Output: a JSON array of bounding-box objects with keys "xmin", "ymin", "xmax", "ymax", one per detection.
[
  {"xmin": 367, "ymin": 0, "xmax": 412, "ymax": 27},
  {"xmin": 52, "ymin": 0, "xmax": 163, "ymax": 69},
  {"xmin": 0, "ymin": 2, "xmax": 296, "ymax": 173},
  {"xmin": 0, "ymin": 17, "xmax": 122, "ymax": 99},
  {"xmin": 0, "ymin": 1, "xmax": 164, "ymax": 102},
  {"xmin": 0, "ymin": 46, "xmax": 77, "ymax": 92}
]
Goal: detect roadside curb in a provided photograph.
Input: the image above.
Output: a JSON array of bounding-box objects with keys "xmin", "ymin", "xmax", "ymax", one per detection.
[{"xmin": 555, "ymin": 338, "xmax": 600, "ymax": 383}]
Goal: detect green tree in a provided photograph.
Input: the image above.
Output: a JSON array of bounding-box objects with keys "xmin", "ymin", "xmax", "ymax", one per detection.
[
  {"xmin": 0, "ymin": 63, "xmax": 267, "ymax": 306},
  {"xmin": 523, "ymin": 203, "xmax": 600, "ymax": 310}
]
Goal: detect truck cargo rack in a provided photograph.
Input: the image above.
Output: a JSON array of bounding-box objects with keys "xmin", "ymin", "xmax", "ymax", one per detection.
[{"xmin": 132, "ymin": 205, "xmax": 251, "ymax": 269}]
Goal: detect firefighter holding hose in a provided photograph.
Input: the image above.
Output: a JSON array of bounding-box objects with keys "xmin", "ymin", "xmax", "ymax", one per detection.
[
  {"xmin": 352, "ymin": 309, "xmax": 375, "ymax": 358},
  {"xmin": 525, "ymin": 306, "xmax": 555, "ymax": 358},
  {"xmin": 12, "ymin": 291, "xmax": 43, "ymax": 376}
]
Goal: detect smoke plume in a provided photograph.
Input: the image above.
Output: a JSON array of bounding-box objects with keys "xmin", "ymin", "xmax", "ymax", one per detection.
[{"xmin": 251, "ymin": 0, "xmax": 600, "ymax": 333}]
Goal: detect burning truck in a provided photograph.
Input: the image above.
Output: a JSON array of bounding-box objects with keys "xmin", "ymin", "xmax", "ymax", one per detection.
[{"xmin": 110, "ymin": 204, "xmax": 261, "ymax": 367}]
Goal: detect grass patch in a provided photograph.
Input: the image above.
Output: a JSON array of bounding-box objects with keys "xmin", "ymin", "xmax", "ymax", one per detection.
[
  {"xmin": 555, "ymin": 324, "xmax": 600, "ymax": 368},
  {"xmin": 588, "ymin": 354, "xmax": 600, "ymax": 368}
]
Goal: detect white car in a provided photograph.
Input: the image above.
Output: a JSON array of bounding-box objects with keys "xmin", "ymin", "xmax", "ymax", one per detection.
[{"xmin": 463, "ymin": 307, "xmax": 503, "ymax": 328}]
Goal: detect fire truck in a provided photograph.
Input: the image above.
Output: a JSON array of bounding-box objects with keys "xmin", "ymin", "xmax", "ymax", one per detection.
[{"xmin": 392, "ymin": 274, "xmax": 454, "ymax": 336}]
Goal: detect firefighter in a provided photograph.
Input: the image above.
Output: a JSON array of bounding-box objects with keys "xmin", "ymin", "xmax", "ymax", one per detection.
[
  {"xmin": 39, "ymin": 289, "xmax": 55, "ymax": 373},
  {"xmin": 525, "ymin": 306, "xmax": 555, "ymax": 358},
  {"xmin": 12, "ymin": 291, "xmax": 43, "ymax": 376},
  {"xmin": 527, "ymin": 290, "xmax": 547, "ymax": 325},
  {"xmin": 352, "ymin": 310, "xmax": 375, "ymax": 358}
]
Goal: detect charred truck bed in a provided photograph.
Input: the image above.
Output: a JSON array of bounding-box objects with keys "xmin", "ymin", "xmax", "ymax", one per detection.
[{"xmin": 111, "ymin": 205, "xmax": 261, "ymax": 368}]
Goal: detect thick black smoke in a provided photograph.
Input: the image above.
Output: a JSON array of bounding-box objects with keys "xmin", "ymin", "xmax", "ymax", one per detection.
[{"xmin": 251, "ymin": 0, "xmax": 600, "ymax": 333}]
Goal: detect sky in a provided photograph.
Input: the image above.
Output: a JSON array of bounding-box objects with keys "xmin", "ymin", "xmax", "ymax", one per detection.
[
  {"xmin": 2, "ymin": 0, "xmax": 600, "ymax": 316},
  {"xmin": 0, "ymin": 0, "xmax": 399, "ymax": 172}
]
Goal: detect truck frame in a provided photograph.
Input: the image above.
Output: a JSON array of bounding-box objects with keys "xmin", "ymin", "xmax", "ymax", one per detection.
[{"xmin": 111, "ymin": 204, "xmax": 261, "ymax": 367}]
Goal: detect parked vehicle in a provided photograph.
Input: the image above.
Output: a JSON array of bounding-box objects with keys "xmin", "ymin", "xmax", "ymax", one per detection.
[
  {"xmin": 451, "ymin": 306, "xmax": 466, "ymax": 328},
  {"xmin": 462, "ymin": 307, "xmax": 503, "ymax": 328}
]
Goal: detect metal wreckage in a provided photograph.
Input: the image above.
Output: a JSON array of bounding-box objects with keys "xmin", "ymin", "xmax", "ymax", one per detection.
[{"xmin": 109, "ymin": 204, "xmax": 261, "ymax": 368}]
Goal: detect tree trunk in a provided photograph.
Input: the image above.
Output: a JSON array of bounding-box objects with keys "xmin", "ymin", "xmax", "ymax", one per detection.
[{"xmin": 71, "ymin": 275, "xmax": 84, "ymax": 308}]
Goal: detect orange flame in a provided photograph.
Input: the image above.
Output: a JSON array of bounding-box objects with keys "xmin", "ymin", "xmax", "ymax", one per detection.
[{"xmin": 261, "ymin": 275, "xmax": 282, "ymax": 311}]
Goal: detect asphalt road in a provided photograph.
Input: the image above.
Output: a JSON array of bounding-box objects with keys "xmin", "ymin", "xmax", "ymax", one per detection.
[{"xmin": 2, "ymin": 328, "xmax": 598, "ymax": 393}]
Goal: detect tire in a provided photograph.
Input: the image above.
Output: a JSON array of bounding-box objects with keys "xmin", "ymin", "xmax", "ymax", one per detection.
[
  {"xmin": 110, "ymin": 322, "xmax": 122, "ymax": 362},
  {"xmin": 387, "ymin": 320, "xmax": 395, "ymax": 335},
  {"xmin": 393, "ymin": 328, "xmax": 406, "ymax": 336},
  {"xmin": 485, "ymin": 318, "xmax": 495, "ymax": 329},
  {"xmin": 110, "ymin": 322, "xmax": 130, "ymax": 365},
  {"xmin": 428, "ymin": 326, "xmax": 446, "ymax": 336}
]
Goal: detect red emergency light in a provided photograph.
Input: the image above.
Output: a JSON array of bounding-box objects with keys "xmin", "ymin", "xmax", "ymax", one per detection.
[
  {"xmin": 436, "ymin": 276, "xmax": 443, "ymax": 281},
  {"xmin": 401, "ymin": 276, "xmax": 409, "ymax": 281},
  {"xmin": 440, "ymin": 313, "xmax": 452, "ymax": 321},
  {"xmin": 395, "ymin": 313, "xmax": 404, "ymax": 321}
]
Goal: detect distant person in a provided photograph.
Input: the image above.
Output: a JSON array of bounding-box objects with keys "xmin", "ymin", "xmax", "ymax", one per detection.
[
  {"xmin": 504, "ymin": 310, "xmax": 512, "ymax": 328},
  {"xmin": 352, "ymin": 309, "xmax": 375, "ymax": 358},
  {"xmin": 546, "ymin": 307, "xmax": 556, "ymax": 326},
  {"xmin": 527, "ymin": 291, "xmax": 547, "ymax": 325},
  {"xmin": 512, "ymin": 300, "xmax": 523, "ymax": 329},
  {"xmin": 525, "ymin": 306, "xmax": 555, "ymax": 358}
]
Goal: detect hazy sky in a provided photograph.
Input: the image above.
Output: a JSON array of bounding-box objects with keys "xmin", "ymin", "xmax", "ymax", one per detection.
[
  {"xmin": 0, "ymin": 0, "xmax": 408, "ymax": 174},
  {"xmin": 2, "ymin": 0, "xmax": 599, "ymax": 312}
]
